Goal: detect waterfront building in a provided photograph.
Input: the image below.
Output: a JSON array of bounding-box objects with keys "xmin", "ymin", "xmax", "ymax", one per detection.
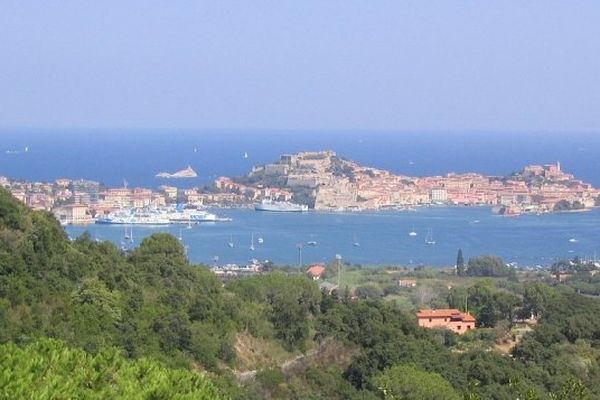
[
  {"xmin": 158, "ymin": 186, "xmax": 178, "ymax": 202},
  {"xmin": 54, "ymin": 178, "xmax": 72, "ymax": 188},
  {"xmin": 101, "ymin": 188, "xmax": 132, "ymax": 207},
  {"xmin": 431, "ymin": 188, "xmax": 448, "ymax": 203},
  {"xmin": 53, "ymin": 204, "xmax": 93, "ymax": 225}
]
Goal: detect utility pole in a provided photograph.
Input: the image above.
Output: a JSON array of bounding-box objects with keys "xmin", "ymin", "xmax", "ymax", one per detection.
[
  {"xmin": 335, "ymin": 254, "xmax": 342, "ymax": 289},
  {"xmin": 297, "ymin": 243, "xmax": 303, "ymax": 273}
]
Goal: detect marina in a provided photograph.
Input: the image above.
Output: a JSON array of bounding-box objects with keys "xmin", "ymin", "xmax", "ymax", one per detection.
[{"xmin": 66, "ymin": 206, "xmax": 600, "ymax": 268}]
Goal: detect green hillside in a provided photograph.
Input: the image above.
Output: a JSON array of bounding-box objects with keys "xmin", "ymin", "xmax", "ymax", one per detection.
[{"xmin": 2, "ymin": 186, "xmax": 600, "ymax": 399}]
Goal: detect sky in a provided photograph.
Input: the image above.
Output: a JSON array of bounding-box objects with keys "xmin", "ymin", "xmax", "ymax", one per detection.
[{"xmin": 1, "ymin": 1, "xmax": 599, "ymax": 132}]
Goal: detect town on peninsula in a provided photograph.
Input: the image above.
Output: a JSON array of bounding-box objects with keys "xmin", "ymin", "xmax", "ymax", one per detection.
[{"xmin": 2, "ymin": 150, "xmax": 599, "ymax": 224}]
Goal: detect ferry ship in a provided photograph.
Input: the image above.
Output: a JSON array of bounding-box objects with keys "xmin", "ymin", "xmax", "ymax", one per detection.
[
  {"xmin": 168, "ymin": 208, "xmax": 231, "ymax": 223},
  {"xmin": 255, "ymin": 199, "xmax": 308, "ymax": 212},
  {"xmin": 96, "ymin": 206, "xmax": 231, "ymax": 225},
  {"xmin": 96, "ymin": 209, "xmax": 170, "ymax": 225}
]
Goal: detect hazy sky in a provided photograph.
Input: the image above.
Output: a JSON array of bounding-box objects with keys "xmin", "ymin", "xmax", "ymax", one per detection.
[{"xmin": 1, "ymin": 1, "xmax": 599, "ymax": 131}]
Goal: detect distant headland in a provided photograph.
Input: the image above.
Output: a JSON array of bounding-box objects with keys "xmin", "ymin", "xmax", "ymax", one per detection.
[
  {"xmin": 219, "ymin": 151, "xmax": 599, "ymax": 215},
  {"xmin": 2, "ymin": 151, "xmax": 599, "ymax": 224}
]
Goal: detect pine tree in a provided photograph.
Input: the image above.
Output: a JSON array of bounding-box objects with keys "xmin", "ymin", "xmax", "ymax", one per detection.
[{"xmin": 456, "ymin": 249, "xmax": 465, "ymax": 276}]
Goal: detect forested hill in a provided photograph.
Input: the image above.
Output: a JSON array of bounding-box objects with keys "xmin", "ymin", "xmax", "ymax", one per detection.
[
  {"xmin": 0, "ymin": 187, "xmax": 227, "ymax": 397},
  {"xmin": 2, "ymin": 186, "xmax": 600, "ymax": 399}
]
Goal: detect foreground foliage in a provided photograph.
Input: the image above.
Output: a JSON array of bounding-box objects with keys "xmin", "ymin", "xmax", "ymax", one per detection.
[
  {"xmin": 0, "ymin": 338, "xmax": 222, "ymax": 399},
  {"xmin": 1, "ymin": 187, "xmax": 600, "ymax": 399}
]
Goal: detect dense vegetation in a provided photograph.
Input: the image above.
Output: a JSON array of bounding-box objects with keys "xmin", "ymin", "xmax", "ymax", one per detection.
[
  {"xmin": 1, "ymin": 187, "xmax": 600, "ymax": 399},
  {"xmin": 0, "ymin": 338, "xmax": 221, "ymax": 399}
]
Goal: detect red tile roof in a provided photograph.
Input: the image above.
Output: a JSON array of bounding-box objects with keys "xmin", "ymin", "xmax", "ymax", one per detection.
[
  {"xmin": 307, "ymin": 264, "xmax": 326, "ymax": 278},
  {"xmin": 417, "ymin": 309, "xmax": 476, "ymax": 322}
]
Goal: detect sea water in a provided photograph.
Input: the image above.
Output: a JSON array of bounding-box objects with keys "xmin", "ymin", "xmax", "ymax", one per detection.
[
  {"xmin": 3, "ymin": 130, "xmax": 599, "ymax": 267},
  {"xmin": 1, "ymin": 130, "xmax": 600, "ymax": 187},
  {"xmin": 66, "ymin": 206, "xmax": 600, "ymax": 267}
]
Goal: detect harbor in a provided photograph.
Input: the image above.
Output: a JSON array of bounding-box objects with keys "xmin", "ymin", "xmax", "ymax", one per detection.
[{"xmin": 66, "ymin": 205, "xmax": 600, "ymax": 268}]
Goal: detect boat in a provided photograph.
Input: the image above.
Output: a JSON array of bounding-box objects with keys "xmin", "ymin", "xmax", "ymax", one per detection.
[
  {"xmin": 5, "ymin": 146, "xmax": 29, "ymax": 155},
  {"xmin": 168, "ymin": 208, "xmax": 224, "ymax": 223},
  {"xmin": 352, "ymin": 234, "xmax": 360, "ymax": 247},
  {"xmin": 250, "ymin": 234, "xmax": 255, "ymax": 251},
  {"xmin": 408, "ymin": 229, "xmax": 418, "ymax": 237},
  {"xmin": 257, "ymin": 236, "xmax": 264, "ymax": 244},
  {"xmin": 569, "ymin": 238, "xmax": 578, "ymax": 243},
  {"xmin": 255, "ymin": 199, "xmax": 308, "ymax": 212},
  {"xmin": 155, "ymin": 165, "xmax": 198, "ymax": 179},
  {"xmin": 178, "ymin": 229, "xmax": 183, "ymax": 241},
  {"xmin": 243, "ymin": 152, "xmax": 249, "ymax": 159},
  {"xmin": 424, "ymin": 229, "xmax": 436, "ymax": 245},
  {"xmin": 96, "ymin": 209, "xmax": 170, "ymax": 225},
  {"xmin": 306, "ymin": 241, "xmax": 318, "ymax": 247},
  {"xmin": 96, "ymin": 206, "xmax": 231, "ymax": 225},
  {"xmin": 124, "ymin": 226, "xmax": 134, "ymax": 243},
  {"xmin": 228, "ymin": 235, "xmax": 234, "ymax": 248}
]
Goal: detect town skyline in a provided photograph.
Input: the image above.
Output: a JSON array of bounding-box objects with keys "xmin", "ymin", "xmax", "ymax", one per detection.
[{"xmin": 3, "ymin": 149, "xmax": 598, "ymax": 224}]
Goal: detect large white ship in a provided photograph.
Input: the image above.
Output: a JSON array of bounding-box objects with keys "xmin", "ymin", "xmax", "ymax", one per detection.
[
  {"xmin": 96, "ymin": 206, "xmax": 231, "ymax": 225},
  {"xmin": 96, "ymin": 209, "xmax": 170, "ymax": 225},
  {"xmin": 254, "ymin": 199, "xmax": 308, "ymax": 212}
]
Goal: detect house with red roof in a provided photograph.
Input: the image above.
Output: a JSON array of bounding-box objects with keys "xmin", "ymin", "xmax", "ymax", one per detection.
[
  {"xmin": 306, "ymin": 264, "xmax": 326, "ymax": 280},
  {"xmin": 416, "ymin": 309, "xmax": 476, "ymax": 335}
]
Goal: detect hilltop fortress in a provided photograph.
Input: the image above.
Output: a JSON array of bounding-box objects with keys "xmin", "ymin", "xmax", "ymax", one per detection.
[
  {"xmin": 223, "ymin": 151, "xmax": 599, "ymax": 214},
  {"xmin": 3, "ymin": 151, "xmax": 599, "ymax": 221}
]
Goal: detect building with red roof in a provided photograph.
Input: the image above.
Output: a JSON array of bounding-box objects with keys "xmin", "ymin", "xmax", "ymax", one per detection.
[
  {"xmin": 306, "ymin": 264, "xmax": 326, "ymax": 280},
  {"xmin": 416, "ymin": 309, "xmax": 476, "ymax": 335}
]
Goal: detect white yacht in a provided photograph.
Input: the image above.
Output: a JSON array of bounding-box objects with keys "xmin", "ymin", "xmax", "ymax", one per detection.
[
  {"xmin": 255, "ymin": 199, "xmax": 308, "ymax": 212},
  {"xmin": 424, "ymin": 229, "xmax": 436, "ymax": 245}
]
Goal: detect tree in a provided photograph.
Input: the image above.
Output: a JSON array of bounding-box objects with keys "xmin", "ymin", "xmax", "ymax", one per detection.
[
  {"xmin": 456, "ymin": 249, "xmax": 465, "ymax": 276},
  {"xmin": 372, "ymin": 364, "xmax": 461, "ymax": 400},
  {"xmin": 467, "ymin": 255, "xmax": 510, "ymax": 277},
  {"xmin": 0, "ymin": 338, "xmax": 223, "ymax": 399}
]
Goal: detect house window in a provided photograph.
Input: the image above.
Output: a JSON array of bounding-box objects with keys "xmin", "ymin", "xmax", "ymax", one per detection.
[
  {"xmin": 444, "ymin": 318, "xmax": 447, "ymax": 322},
  {"xmin": 467, "ymin": 325, "xmax": 471, "ymax": 330},
  {"xmin": 429, "ymin": 318, "xmax": 432, "ymax": 322},
  {"xmin": 457, "ymin": 325, "xmax": 461, "ymax": 330}
]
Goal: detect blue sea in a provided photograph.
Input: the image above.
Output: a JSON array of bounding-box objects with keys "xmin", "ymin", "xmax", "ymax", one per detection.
[
  {"xmin": 65, "ymin": 206, "xmax": 600, "ymax": 268},
  {"xmin": 1, "ymin": 130, "xmax": 600, "ymax": 188},
  {"xmin": 2, "ymin": 130, "xmax": 599, "ymax": 267}
]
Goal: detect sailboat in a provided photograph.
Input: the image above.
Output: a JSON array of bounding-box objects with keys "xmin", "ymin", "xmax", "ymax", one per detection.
[
  {"xmin": 228, "ymin": 235, "xmax": 234, "ymax": 248},
  {"xmin": 249, "ymin": 233, "xmax": 255, "ymax": 251},
  {"xmin": 408, "ymin": 227, "xmax": 417, "ymax": 236},
  {"xmin": 243, "ymin": 151, "xmax": 249, "ymax": 159},
  {"xmin": 352, "ymin": 234, "xmax": 361, "ymax": 247},
  {"xmin": 178, "ymin": 228, "xmax": 183, "ymax": 241},
  {"xmin": 186, "ymin": 216, "xmax": 193, "ymax": 229},
  {"xmin": 124, "ymin": 225, "xmax": 134, "ymax": 243},
  {"xmin": 257, "ymin": 236, "xmax": 264, "ymax": 244},
  {"xmin": 424, "ymin": 229, "xmax": 436, "ymax": 245}
]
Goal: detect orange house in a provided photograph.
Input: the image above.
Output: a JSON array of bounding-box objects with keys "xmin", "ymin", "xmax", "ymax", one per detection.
[
  {"xmin": 416, "ymin": 309, "xmax": 476, "ymax": 335},
  {"xmin": 307, "ymin": 264, "xmax": 326, "ymax": 280}
]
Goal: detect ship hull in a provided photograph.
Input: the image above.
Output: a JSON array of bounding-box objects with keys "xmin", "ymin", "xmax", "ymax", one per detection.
[{"xmin": 255, "ymin": 204, "xmax": 308, "ymax": 212}]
